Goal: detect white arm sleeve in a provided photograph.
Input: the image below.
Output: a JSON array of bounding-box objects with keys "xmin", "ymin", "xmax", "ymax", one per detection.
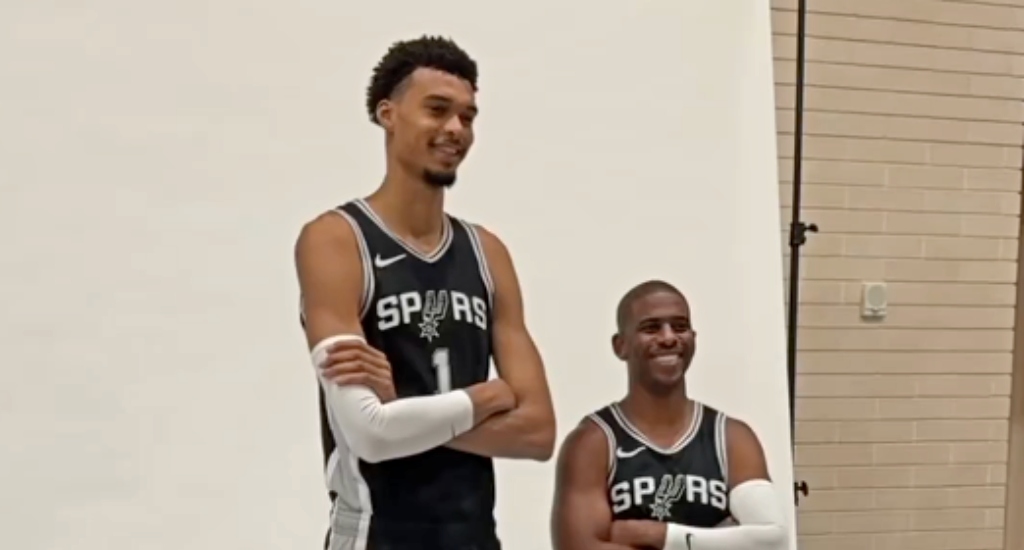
[
  {"xmin": 663, "ymin": 479, "xmax": 787, "ymax": 550},
  {"xmin": 312, "ymin": 335, "xmax": 476, "ymax": 463}
]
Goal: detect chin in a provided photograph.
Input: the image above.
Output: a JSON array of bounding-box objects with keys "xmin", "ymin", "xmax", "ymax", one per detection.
[
  {"xmin": 644, "ymin": 374, "xmax": 685, "ymax": 395},
  {"xmin": 657, "ymin": 373, "xmax": 686, "ymax": 387},
  {"xmin": 651, "ymin": 362, "xmax": 686, "ymax": 382},
  {"xmin": 422, "ymin": 168, "xmax": 457, "ymax": 188}
]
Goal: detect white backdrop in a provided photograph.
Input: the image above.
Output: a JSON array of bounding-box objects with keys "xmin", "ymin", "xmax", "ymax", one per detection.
[{"xmin": 0, "ymin": 1, "xmax": 794, "ymax": 549}]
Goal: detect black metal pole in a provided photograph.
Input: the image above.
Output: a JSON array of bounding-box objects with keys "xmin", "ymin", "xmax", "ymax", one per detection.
[{"xmin": 787, "ymin": 0, "xmax": 815, "ymax": 507}]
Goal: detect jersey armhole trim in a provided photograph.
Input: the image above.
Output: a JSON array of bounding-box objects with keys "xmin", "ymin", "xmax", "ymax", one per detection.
[
  {"xmin": 714, "ymin": 411, "xmax": 729, "ymax": 488},
  {"xmin": 587, "ymin": 413, "xmax": 618, "ymax": 485},
  {"xmin": 330, "ymin": 208, "xmax": 375, "ymax": 319},
  {"xmin": 458, "ymin": 219, "xmax": 495, "ymax": 308}
]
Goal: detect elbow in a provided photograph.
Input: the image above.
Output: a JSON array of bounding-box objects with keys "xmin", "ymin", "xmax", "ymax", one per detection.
[
  {"xmin": 737, "ymin": 521, "xmax": 788, "ymax": 548},
  {"xmin": 758, "ymin": 523, "xmax": 786, "ymax": 541},
  {"xmin": 770, "ymin": 523, "xmax": 788, "ymax": 543},
  {"xmin": 758, "ymin": 523, "xmax": 788, "ymax": 549},
  {"xmin": 347, "ymin": 431, "xmax": 402, "ymax": 464},
  {"xmin": 347, "ymin": 437, "xmax": 388, "ymax": 464},
  {"xmin": 521, "ymin": 435, "xmax": 555, "ymax": 462},
  {"xmin": 523, "ymin": 414, "xmax": 557, "ymax": 461},
  {"xmin": 532, "ymin": 425, "xmax": 557, "ymax": 461}
]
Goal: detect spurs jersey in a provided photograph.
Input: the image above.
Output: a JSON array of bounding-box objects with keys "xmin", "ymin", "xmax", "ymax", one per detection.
[
  {"xmin": 302, "ymin": 199, "xmax": 498, "ymax": 550},
  {"xmin": 589, "ymin": 402, "xmax": 731, "ymax": 528}
]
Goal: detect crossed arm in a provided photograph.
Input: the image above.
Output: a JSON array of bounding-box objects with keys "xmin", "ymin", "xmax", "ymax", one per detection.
[
  {"xmin": 551, "ymin": 419, "xmax": 641, "ymax": 550},
  {"xmin": 444, "ymin": 225, "xmax": 557, "ymax": 461},
  {"xmin": 295, "ymin": 214, "xmax": 555, "ymax": 463},
  {"xmin": 551, "ymin": 416, "xmax": 788, "ymax": 550},
  {"xmin": 294, "ymin": 213, "xmax": 513, "ymax": 463}
]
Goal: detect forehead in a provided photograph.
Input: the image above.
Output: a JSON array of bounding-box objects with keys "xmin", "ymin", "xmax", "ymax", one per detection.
[
  {"xmin": 630, "ymin": 291, "xmax": 690, "ymax": 323},
  {"xmin": 402, "ymin": 67, "xmax": 476, "ymax": 104}
]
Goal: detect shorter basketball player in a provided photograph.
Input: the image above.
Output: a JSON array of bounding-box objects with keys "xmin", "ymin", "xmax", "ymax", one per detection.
[{"xmin": 550, "ymin": 280, "xmax": 787, "ymax": 550}]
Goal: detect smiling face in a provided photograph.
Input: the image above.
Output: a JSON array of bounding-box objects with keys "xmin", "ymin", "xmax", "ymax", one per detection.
[
  {"xmin": 613, "ymin": 289, "xmax": 697, "ymax": 395},
  {"xmin": 375, "ymin": 67, "xmax": 478, "ymax": 188}
]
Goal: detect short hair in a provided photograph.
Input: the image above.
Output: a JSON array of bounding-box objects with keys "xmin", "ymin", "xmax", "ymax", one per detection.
[
  {"xmin": 615, "ymin": 280, "xmax": 685, "ymax": 332},
  {"xmin": 365, "ymin": 35, "xmax": 479, "ymax": 124}
]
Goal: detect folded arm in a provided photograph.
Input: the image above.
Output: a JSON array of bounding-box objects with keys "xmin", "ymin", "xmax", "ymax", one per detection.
[
  {"xmin": 444, "ymin": 225, "xmax": 556, "ymax": 461},
  {"xmin": 551, "ymin": 420, "xmax": 640, "ymax": 550},
  {"xmin": 295, "ymin": 213, "xmax": 506, "ymax": 463},
  {"xmin": 623, "ymin": 418, "xmax": 788, "ymax": 550}
]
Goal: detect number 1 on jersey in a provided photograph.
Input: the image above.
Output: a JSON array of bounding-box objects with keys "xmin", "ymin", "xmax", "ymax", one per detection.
[{"xmin": 432, "ymin": 347, "xmax": 452, "ymax": 394}]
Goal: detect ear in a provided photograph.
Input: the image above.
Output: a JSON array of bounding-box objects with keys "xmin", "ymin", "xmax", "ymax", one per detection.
[
  {"xmin": 375, "ymin": 100, "xmax": 395, "ymax": 129},
  {"xmin": 611, "ymin": 333, "xmax": 627, "ymax": 361}
]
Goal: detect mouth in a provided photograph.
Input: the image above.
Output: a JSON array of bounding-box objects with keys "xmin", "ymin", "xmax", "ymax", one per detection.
[
  {"xmin": 650, "ymin": 352, "xmax": 684, "ymax": 369},
  {"xmin": 431, "ymin": 143, "xmax": 462, "ymax": 162}
]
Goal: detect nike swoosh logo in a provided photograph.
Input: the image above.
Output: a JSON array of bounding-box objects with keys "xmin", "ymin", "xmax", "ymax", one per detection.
[
  {"xmin": 615, "ymin": 446, "xmax": 645, "ymax": 459},
  {"xmin": 374, "ymin": 253, "xmax": 406, "ymax": 268}
]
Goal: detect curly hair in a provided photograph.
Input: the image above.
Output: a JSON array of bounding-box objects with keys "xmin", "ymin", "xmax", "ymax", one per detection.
[{"xmin": 365, "ymin": 35, "xmax": 478, "ymax": 124}]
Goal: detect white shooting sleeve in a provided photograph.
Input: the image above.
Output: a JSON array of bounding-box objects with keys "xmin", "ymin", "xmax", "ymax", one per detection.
[
  {"xmin": 312, "ymin": 335, "xmax": 475, "ymax": 463},
  {"xmin": 663, "ymin": 479, "xmax": 787, "ymax": 550}
]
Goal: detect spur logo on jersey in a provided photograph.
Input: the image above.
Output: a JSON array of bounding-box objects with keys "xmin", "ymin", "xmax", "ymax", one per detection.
[
  {"xmin": 418, "ymin": 290, "xmax": 448, "ymax": 341},
  {"xmin": 610, "ymin": 474, "xmax": 727, "ymax": 519},
  {"xmin": 376, "ymin": 289, "xmax": 488, "ymax": 340}
]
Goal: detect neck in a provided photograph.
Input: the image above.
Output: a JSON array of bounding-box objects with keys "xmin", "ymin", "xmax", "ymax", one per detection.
[
  {"xmin": 621, "ymin": 381, "xmax": 692, "ymax": 427},
  {"xmin": 368, "ymin": 166, "xmax": 446, "ymax": 240}
]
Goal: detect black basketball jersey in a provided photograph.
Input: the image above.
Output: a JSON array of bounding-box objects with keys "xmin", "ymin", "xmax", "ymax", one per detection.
[
  {"xmin": 304, "ymin": 198, "xmax": 499, "ymax": 549},
  {"xmin": 589, "ymin": 402, "xmax": 731, "ymax": 528}
]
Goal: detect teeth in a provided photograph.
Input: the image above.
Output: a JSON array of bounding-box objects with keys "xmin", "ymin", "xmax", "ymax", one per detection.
[{"xmin": 652, "ymin": 355, "xmax": 679, "ymax": 367}]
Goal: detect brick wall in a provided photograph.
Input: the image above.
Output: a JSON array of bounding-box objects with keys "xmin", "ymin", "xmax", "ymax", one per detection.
[{"xmin": 770, "ymin": 1, "xmax": 1024, "ymax": 548}]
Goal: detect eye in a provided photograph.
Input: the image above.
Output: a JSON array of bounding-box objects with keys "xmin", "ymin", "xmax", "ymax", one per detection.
[
  {"xmin": 671, "ymin": 322, "xmax": 691, "ymax": 333},
  {"xmin": 638, "ymin": 322, "xmax": 660, "ymax": 334}
]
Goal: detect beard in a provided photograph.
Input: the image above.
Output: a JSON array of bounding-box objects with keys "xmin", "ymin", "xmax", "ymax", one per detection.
[{"xmin": 423, "ymin": 168, "xmax": 457, "ymax": 188}]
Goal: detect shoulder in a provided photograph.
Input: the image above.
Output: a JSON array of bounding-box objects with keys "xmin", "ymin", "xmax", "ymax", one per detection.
[
  {"xmin": 295, "ymin": 210, "xmax": 359, "ymax": 258},
  {"xmin": 697, "ymin": 404, "xmax": 762, "ymax": 459},
  {"xmin": 696, "ymin": 403, "xmax": 751, "ymax": 436},
  {"xmin": 444, "ymin": 213, "xmax": 512, "ymax": 267},
  {"xmin": 456, "ymin": 221, "xmax": 521, "ymax": 299},
  {"xmin": 700, "ymin": 403, "xmax": 760, "ymax": 443},
  {"xmin": 292, "ymin": 206, "xmax": 364, "ymax": 270},
  {"xmin": 556, "ymin": 416, "xmax": 611, "ymax": 473},
  {"xmin": 718, "ymin": 413, "xmax": 769, "ymax": 484},
  {"xmin": 722, "ymin": 414, "xmax": 759, "ymax": 447},
  {"xmin": 459, "ymin": 221, "xmax": 511, "ymax": 264}
]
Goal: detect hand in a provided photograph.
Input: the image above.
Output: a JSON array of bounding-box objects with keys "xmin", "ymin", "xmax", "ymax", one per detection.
[
  {"xmin": 487, "ymin": 379, "xmax": 517, "ymax": 412},
  {"xmin": 610, "ymin": 520, "xmax": 667, "ymax": 549},
  {"xmin": 464, "ymin": 379, "xmax": 517, "ymax": 423},
  {"xmin": 319, "ymin": 339, "xmax": 396, "ymax": 402}
]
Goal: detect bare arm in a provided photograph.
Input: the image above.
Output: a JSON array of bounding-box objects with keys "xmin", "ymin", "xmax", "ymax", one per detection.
[
  {"xmin": 551, "ymin": 420, "xmax": 640, "ymax": 550},
  {"xmin": 295, "ymin": 213, "xmax": 513, "ymax": 463},
  {"xmin": 724, "ymin": 418, "xmax": 771, "ymax": 488},
  {"xmin": 444, "ymin": 226, "xmax": 556, "ymax": 461},
  {"xmin": 676, "ymin": 418, "xmax": 787, "ymax": 548},
  {"xmin": 611, "ymin": 418, "xmax": 788, "ymax": 550}
]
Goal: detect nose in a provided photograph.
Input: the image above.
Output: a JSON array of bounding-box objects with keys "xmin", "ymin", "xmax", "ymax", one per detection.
[
  {"xmin": 654, "ymin": 324, "xmax": 679, "ymax": 347},
  {"xmin": 442, "ymin": 115, "xmax": 465, "ymax": 134}
]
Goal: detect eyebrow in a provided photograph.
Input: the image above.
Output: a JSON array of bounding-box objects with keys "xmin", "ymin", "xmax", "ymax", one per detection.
[
  {"xmin": 636, "ymin": 314, "xmax": 690, "ymax": 326},
  {"xmin": 423, "ymin": 94, "xmax": 478, "ymax": 115}
]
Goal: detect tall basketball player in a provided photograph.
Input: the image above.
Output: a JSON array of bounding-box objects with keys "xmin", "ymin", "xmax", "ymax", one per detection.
[
  {"xmin": 294, "ymin": 36, "xmax": 556, "ymax": 550},
  {"xmin": 550, "ymin": 281, "xmax": 786, "ymax": 550}
]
